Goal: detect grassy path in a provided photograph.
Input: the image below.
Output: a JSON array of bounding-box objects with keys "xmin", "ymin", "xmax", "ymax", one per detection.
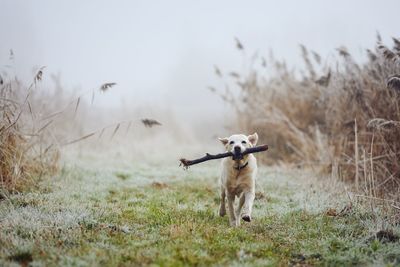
[{"xmin": 1, "ymin": 159, "xmax": 399, "ymax": 266}]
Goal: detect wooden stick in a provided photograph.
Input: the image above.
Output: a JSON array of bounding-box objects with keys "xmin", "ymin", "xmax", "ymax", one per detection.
[{"xmin": 179, "ymin": 144, "xmax": 268, "ymax": 169}]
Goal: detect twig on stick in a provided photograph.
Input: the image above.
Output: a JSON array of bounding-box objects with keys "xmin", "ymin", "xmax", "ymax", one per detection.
[{"xmin": 179, "ymin": 144, "xmax": 268, "ymax": 169}]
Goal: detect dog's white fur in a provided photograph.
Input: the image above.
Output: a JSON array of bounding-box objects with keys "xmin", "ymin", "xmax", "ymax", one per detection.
[{"xmin": 218, "ymin": 133, "xmax": 258, "ymax": 226}]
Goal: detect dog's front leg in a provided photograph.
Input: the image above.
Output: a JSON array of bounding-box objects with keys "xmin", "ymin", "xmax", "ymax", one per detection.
[
  {"xmin": 235, "ymin": 194, "xmax": 245, "ymax": 226},
  {"xmin": 241, "ymin": 191, "xmax": 255, "ymax": 222},
  {"xmin": 227, "ymin": 194, "xmax": 237, "ymax": 226}
]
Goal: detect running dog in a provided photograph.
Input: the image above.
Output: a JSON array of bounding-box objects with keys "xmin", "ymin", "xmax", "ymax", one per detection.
[{"xmin": 218, "ymin": 133, "xmax": 258, "ymax": 226}]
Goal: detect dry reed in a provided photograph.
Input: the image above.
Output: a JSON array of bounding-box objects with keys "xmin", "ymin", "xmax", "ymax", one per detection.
[
  {"xmin": 0, "ymin": 68, "xmax": 59, "ymax": 192},
  {"xmin": 214, "ymin": 36, "xmax": 400, "ymax": 202}
]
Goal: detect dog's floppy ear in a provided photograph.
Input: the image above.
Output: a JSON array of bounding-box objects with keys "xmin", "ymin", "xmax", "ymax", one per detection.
[
  {"xmin": 248, "ymin": 133, "xmax": 258, "ymax": 146},
  {"xmin": 218, "ymin": 137, "xmax": 229, "ymax": 146}
]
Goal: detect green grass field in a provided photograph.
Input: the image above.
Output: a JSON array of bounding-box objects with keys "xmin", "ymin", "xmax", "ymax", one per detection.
[{"xmin": 1, "ymin": 157, "xmax": 400, "ymax": 266}]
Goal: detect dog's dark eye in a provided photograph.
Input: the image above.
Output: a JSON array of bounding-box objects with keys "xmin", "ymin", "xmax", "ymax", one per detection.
[
  {"xmin": 229, "ymin": 141, "xmax": 234, "ymax": 145},
  {"xmin": 241, "ymin": 140, "xmax": 247, "ymax": 144}
]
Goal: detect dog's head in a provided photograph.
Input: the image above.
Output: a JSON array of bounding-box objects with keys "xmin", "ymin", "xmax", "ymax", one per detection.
[{"xmin": 219, "ymin": 133, "xmax": 258, "ymax": 158}]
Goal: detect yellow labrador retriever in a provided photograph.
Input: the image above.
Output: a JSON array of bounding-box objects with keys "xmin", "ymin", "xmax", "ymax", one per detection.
[{"xmin": 218, "ymin": 133, "xmax": 258, "ymax": 226}]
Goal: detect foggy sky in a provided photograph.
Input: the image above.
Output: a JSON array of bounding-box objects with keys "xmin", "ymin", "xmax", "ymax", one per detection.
[{"xmin": 1, "ymin": 0, "xmax": 399, "ymax": 120}]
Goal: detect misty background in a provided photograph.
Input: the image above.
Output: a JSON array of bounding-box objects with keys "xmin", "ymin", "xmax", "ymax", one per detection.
[{"xmin": 1, "ymin": 0, "xmax": 399, "ymax": 142}]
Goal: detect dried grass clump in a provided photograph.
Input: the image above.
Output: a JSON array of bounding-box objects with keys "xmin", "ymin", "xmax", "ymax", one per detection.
[
  {"xmin": 214, "ymin": 35, "xmax": 400, "ymax": 200},
  {"xmin": 0, "ymin": 69, "xmax": 59, "ymax": 192},
  {"xmin": 1, "ymin": 59, "xmax": 171, "ymax": 193}
]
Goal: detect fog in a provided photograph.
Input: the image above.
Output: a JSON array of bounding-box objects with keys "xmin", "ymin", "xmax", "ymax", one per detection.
[{"xmin": 1, "ymin": 0, "xmax": 399, "ymax": 123}]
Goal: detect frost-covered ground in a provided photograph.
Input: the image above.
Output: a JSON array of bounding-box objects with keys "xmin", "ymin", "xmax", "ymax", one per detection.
[{"xmin": 1, "ymin": 154, "xmax": 399, "ymax": 266}]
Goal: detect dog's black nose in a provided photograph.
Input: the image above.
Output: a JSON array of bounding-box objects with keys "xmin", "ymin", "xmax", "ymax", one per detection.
[{"xmin": 234, "ymin": 146, "xmax": 241, "ymax": 152}]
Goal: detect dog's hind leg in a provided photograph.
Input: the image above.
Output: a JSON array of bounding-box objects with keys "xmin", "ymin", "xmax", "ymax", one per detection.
[
  {"xmin": 219, "ymin": 187, "xmax": 226, "ymax": 217},
  {"xmin": 242, "ymin": 191, "xmax": 255, "ymax": 222}
]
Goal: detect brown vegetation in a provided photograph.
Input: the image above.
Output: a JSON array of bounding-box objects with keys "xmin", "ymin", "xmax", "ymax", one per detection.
[
  {"xmin": 214, "ymin": 35, "xmax": 400, "ymax": 201},
  {"xmin": 0, "ymin": 62, "xmax": 172, "ymax": 192},
  {"xmin": 0, "ymin": 61, "xmax": 127, "ymax": 192},
  {"xmin": 0, "ymin": 69, "xmax": 59, "ymax": 192}
]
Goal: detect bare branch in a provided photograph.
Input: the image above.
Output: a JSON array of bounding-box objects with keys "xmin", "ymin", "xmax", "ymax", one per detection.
[{"xmin": 179, "ymin": 144, "xmax": 268, "ymax": 169}]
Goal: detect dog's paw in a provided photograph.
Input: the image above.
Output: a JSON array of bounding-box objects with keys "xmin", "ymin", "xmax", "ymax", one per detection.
[
  {"xmin": 219, "ymin": 208, "xmax": 226, "ymax": 217},
  {"xmin": 236, "ymin": 219, "xmax": 241, "ymax": 226},
  {"xmin": 242, "ymin": 215, "xmax": 251, "ymax": 222},
  {"xmin": 230, "ymin": 221, "xmax": 239, "ymax": 227}
]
